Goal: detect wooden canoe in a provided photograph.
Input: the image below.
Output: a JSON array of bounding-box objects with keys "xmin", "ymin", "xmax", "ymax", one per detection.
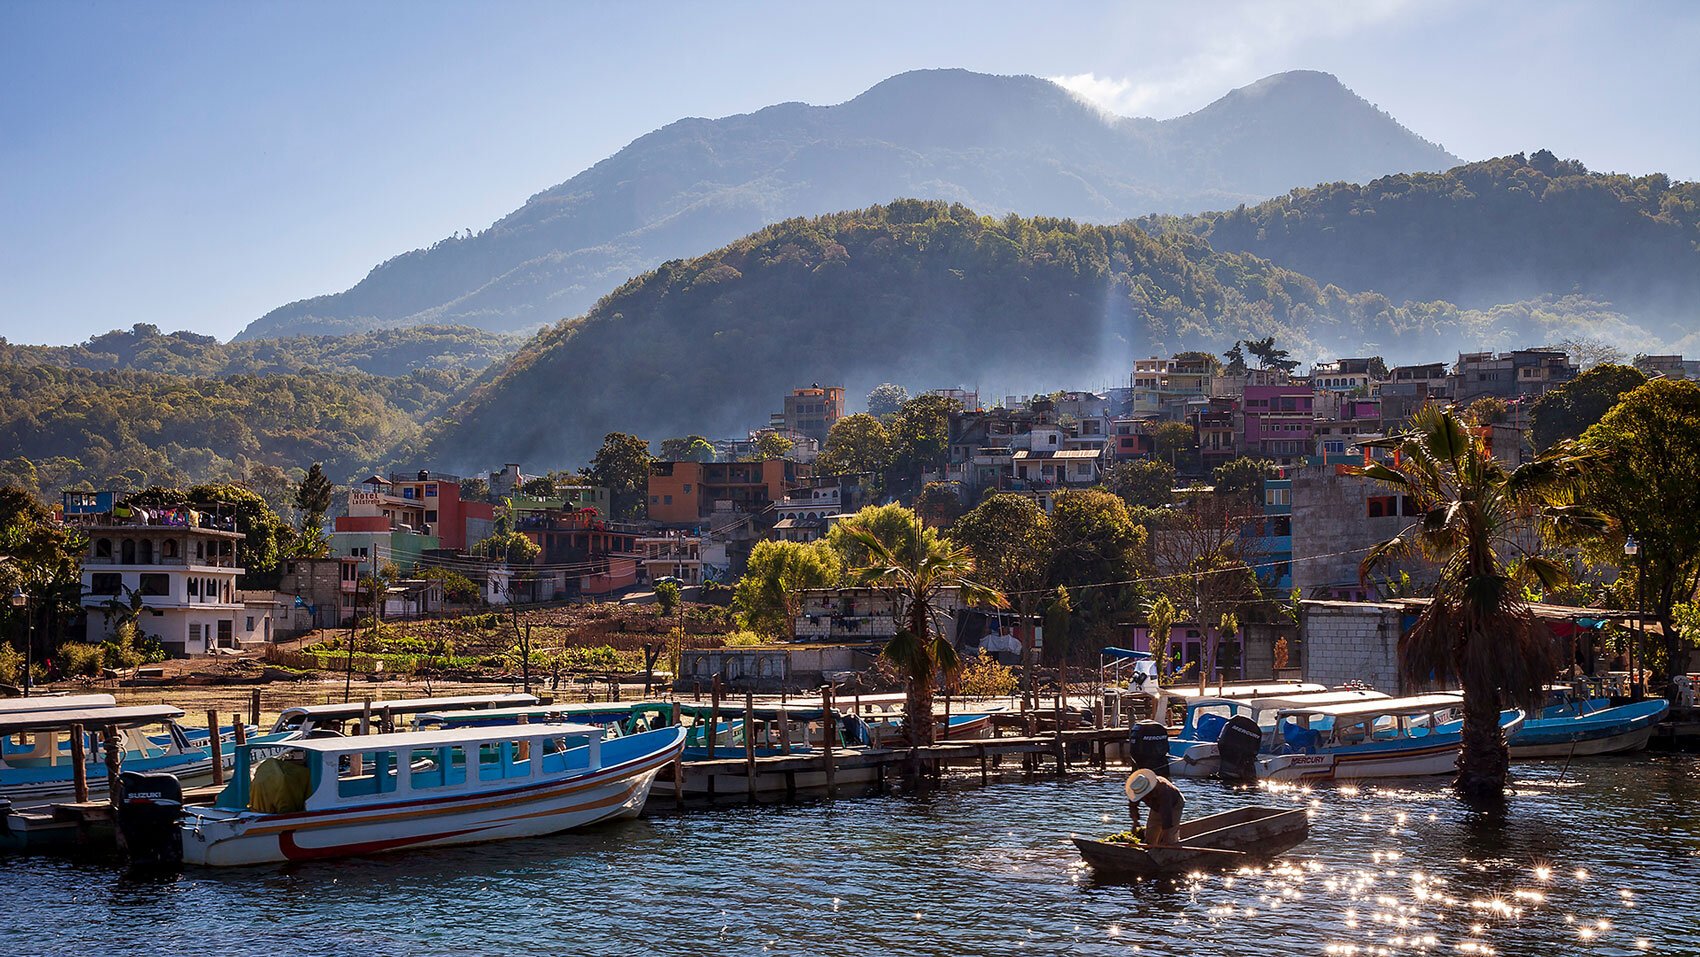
[{"xmin": 1073, "ymin": 805, "xmax": 1309, "ymax": 878}]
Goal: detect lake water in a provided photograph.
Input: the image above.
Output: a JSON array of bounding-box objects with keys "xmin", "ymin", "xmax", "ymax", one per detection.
[{"xmin": 2, "ymin": 756, "xmax": 1695, "ymax": 957}]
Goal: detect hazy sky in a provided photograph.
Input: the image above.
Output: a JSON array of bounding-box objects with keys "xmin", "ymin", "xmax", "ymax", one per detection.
[{"xmin": 3, "ymin": 0, "xmax": 1696, "ymax": 345}]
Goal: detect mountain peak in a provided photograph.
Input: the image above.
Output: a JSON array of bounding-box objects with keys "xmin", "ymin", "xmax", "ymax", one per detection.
[{"xmin": 238, "ymin": 67, "xmax": 1462, "ymax": 340}]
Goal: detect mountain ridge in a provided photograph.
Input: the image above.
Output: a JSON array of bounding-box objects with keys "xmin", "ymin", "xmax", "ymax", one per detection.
[{"xmin": 238, "ymin": 68, "xmax": 1458, "ymax": 340}]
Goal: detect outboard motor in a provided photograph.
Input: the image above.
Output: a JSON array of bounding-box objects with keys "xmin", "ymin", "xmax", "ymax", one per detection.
[
  {"xmin": 117, "ymin": 771, "xmax": 183, "ymax": 867},
  {"xmin": 1130, "ymin": 720, "xmax": 1170, "ymax": 778},
  {"xmin": 1215, "ymin": 715, "xmax": 1263, "ymax": 782}
]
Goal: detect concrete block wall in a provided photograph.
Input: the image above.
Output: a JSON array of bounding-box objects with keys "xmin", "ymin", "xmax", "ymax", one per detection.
[{"xmin": 1300, "ymin": 601, "xmax": 1403, "ymax": 692}]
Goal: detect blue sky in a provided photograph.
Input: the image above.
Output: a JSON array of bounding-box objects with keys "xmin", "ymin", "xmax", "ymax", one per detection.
[{"xmin": 3, "ymin": 0, "xmax": 1696, "ymax": 345}]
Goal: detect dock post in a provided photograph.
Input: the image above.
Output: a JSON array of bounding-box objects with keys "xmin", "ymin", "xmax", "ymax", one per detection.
[
  {"xmin": 250, "ymin": 688, "xmax": 262, "ymax": 728},
  {"xmin": 232, "ymin": 715, "xmax": 247, "ymax": 747},
  {"xmin": 103, "ymin": 724, "xmax": 122, "ymax": 815},
  {"xmin": 708, "ymin": 676, "xmax": 721, "ymax": 760},
  {"xmin": 1095, "ymin": 698, "xmax": 1106, "ymax": 769},
  {"xmin": 360, "ymin": 698, "xmax": 372, "ymax": 736},
  {"xmin": 743, "ymin": 691, "xmax": 757, "ymax": 803},
  {"xmin": 670, "ymin": 702, "xmax": 684, "ymax": 811},
  {"xmin": 778, "ymin": 705, "xmax": 792, "ymax": 755},
  {"xmin": 70, "ymin": 722, "xmax": 89, "ymax": 804},
  {"xmin": 978, "ymin": 746, "xmax": 988, "ymax": 786},
  {"xmin": 206, "ymin": 709, "xmax": 224, "ymax": 786},
  {"xmin": 822, "ymin": 685, "xmax": 837, "ymax": 800}
]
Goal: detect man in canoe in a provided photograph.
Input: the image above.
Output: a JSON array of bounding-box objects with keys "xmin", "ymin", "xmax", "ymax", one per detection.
[{"xmin": 1125, "ymin": 768, "xmax": 1184, "ymax": 847}]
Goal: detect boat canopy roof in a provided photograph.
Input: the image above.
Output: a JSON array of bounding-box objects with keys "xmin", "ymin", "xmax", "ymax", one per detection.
[
  {"xmin": 1190, "ymin": 690, "xmax": 1389, "ymax": 712},
  {"xmin": 418, "ymin": 702, "xmax": 661, "ymax": 724},
  {"xmin": 279, "ymin": 693, "xmax": 540, "ymax": 722},
  {"xmin": 1172, "ymin": 682, "xmax": 1327, "ymax": 701},
  {"xmin": 1275, "ymin": 693, "xmax": 1463, "ymax": 719},
  {"xmin": 275, "ymin": 721, "xmax": 603, "ymax": 753},
  {"xmin": 0, "ymin": 693, "xmax": 117, "ymax": 714},
  {"xmin": 0, "ymin": 704, "xmax": 184, "ymax": 733},
  {"xmin": 677, "ymin": 702, "xmax": 832, "ymax": 720}
]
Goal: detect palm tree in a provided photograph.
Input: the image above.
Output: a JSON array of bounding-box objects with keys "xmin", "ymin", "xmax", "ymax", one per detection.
[
  {"xmin": 1353, "ymin": 405, "xmax": 1604, "ymax": 805},
  {"xmin": 844, "ymin": 525, "xmax": 1006, "ymax": 763}
]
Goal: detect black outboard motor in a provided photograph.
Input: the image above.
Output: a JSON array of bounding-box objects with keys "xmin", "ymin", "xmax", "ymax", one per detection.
[
  {"xmin": 1130, "ymin": 720, "xmax": 1171, "ymax": 778},
  {"xmin": 117, "ymin": 770, "xmax": 183, "ymax": 867},
  {"xmin": 1215, "ymin": 715, "xmax": 1263, "ymax": 782}
]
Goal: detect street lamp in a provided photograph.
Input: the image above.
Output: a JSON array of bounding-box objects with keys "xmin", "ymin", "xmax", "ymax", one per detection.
[
  {"xmin": 1623, "ymin": 537, "xmax": 1641, "ymax": 699},
  {"xmin": 8, "ymin": 586, "xmax": 29, "ymax": 698}
]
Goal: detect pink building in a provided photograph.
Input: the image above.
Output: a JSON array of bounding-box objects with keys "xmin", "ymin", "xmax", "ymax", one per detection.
[{"xmin": 1242, "ymin": 385, "xmax": 1315, "ymax": 463}]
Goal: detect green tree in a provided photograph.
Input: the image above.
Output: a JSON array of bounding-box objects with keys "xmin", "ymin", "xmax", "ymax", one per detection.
[
  {"xmin": 888, "ymin": 393, "xmax": 959, "ymax": 485},
  {"xmin": 1581, "ymin": 379, "xmax": 1700, "ymax": 685},
  {"xmin": 418, "ymin": 565, "xmax": 481, "ymax": 604},
  {"xmin": 654, "ymin": 579, "xmax": 681, "ymax": 618},
  {"xmin": 1467, "ymin": 396, "xmax": 1508, "ymax": 426},
  {"xmin": 0, "ymin": 484, "xmax": 84, "ymax": 657},
  {"xmin": 1529, "ymin": 364, "xmax": 1647, "ymax": 452},
  {"xmin": 1242, "ymin": 336, "xmax": 1299, "ymax": 373},
  {"xmin": 1355, "ymin": 405, "xmax": 1604, "ymax": 805},
  {"xmin": 1145, "ymin": 595, "xmax": 1178, "ymax": 684},
  {"xmin": 1222, "ymin": 342, "xmax": 1248, "ymax": 376},
  {"xmin": 294, "ymin": 462, "xmax": 335, "ymax": 531},
  {"xmin": 1042, "ymin": 585, "xmax": 1072, "ymax": 665},
  {"xmin": 1048, "ymin": 489, "xmax": 1149, "ymax": 653},
  {"xmin": 754, "ymin": 431, "xmax": 794, "ymax": 461},
  {"xmin": 1151, "ymin": 421, "xmax": 1196, "ymax": 468},
  {"xmin": 733, "ymin": 539, "xmax": 842, "ymax": 638},
  {"xmin": 520, "ymin": 476, "xmax": 557, "ymax": 497},
  {"xmin": 590, "ymin": 432, "xmax": 652, "ymax": 520},
  {"xmin": 842, "ymin": 522, "xmax": 1005, "ymax": 761},
  {"xmin": 952, "ymin": 493, "xmax": 1055, "ymax": 693},
  {"xmin": 475, "ymin": 530, "xmax": 541, "ymax": 565},
  {"xmin": 817, "ymin": 414, "xmax": 892, "ymax": 476},
  {"xmin": 1211, "ymin": 457, "xmax": 1275, "ymax": 508},
  {"xmin": 866, "ymin": 383, "xmax": 910, "ymax": 418},
  {"xmin": 1103, "ymin": 459, "xmax": 1175, "ymax": 508},
  {"xmin": 826, "ymin": 503, "xmax": 925, "ymax": 569},
  {"xmin": 659, "ymin": 435, "xmax": 716, "ymax": 463}
]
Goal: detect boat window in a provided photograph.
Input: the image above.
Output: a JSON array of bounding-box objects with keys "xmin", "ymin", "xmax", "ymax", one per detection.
[
  {"xmin": 338, "ymin": 750, "xmax": 399, "ymax": 799},
  {"xmin": 409, "ymin": 745, "xmax": 465, "ymax": 790}
]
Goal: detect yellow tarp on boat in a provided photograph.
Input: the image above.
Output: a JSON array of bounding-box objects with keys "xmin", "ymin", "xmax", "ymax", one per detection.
[{"xmin": 249, "ymin": 757, "xmax": 311, "ymax": 813}]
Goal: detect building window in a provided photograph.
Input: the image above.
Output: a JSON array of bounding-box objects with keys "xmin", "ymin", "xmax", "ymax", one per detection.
[
  {"xmin": 138, "ymin": 573, "xmax": 169, "ymax": 596},
  {"xmin": 162, "ymin": 539, "xmax": 178, "ymax": 559},
  {"xmin": 121, "ymin": 539, "xmax": 136, "ymax": 564},
  {"xmin": 424, "ymin": 510, "xmax": 438, "ymax": 523},
  {"xmin": 683, "ymin": 484, "xmax": 692, "ymax": 494},
  {"xmin": 664, "ymin": 495, "xmax": 673, "ymax": 505},
  {"xmin": 425, "ymin": 484, "xmax": 438, "ymax": 497},
  {"xmin": 189, "ymin": 623, "xmax": 202, "ymax": 643},
  {"xmin": 188, "ymin": 577, "xmax": 200, "ymax": 597},
  {"xmin": 91, "ymin": 573, "xmax": 121, "ymax": 596},
  {"xmin": 95, "ymin": 538, "xmax": 112, "ymax": 559},
  {"xmin": 246, "ymin": 616, "xmax": 256, "ymax": 631}
]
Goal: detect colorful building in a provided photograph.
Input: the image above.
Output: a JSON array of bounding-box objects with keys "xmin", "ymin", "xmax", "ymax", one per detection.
[{"xmin": 647, "ymin": 459, "xmax": 808, "ymax": 526}]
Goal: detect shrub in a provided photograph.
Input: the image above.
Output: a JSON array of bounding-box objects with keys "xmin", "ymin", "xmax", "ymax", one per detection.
[
  {"xmin": 0, "ymin": 643, "xmax": 22, "ymax": 685},
  {"xmin": 57, "ymin": 642, "xmax": 106, "ymax": 677},
  {"xmin": 721, "ymin": 630, "xmax": 769, "ymax": 647},
  {"xmin": 956, "ymin": 650, "xmax": 1018, "ymax": 698}
]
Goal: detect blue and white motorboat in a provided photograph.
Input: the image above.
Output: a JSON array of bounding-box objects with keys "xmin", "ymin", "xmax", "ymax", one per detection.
[
  {"xmin": 1168, "ymin": 688, "xmax": 1391, "ymax": 777},
  {"xmin": 1257, "ymin": 694, "xmax": 1525, "ymax": 781},
  {"xmin": 0, "ymin": 704, "xmax": 225, "ymax": 807},
  {"xmin": 1508, "ymin": 690, "xmax": 1669, "ymax": 758}
]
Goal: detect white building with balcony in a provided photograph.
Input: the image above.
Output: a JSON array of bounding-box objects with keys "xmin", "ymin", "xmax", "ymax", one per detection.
[{"xmin": 76, "ymin": 515, "xmax": 262, "ymax": 656}]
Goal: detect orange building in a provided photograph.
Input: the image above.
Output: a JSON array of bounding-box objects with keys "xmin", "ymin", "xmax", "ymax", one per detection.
[
  {"xmin": 783, "ymin": 384, "xmax": 845, "ymax": 444},
  {"xmin": 647, "ymin": 459, "xmax": 809, "ymax": 525}
]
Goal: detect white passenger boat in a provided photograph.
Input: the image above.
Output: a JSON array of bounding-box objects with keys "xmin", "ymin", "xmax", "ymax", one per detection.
[
  {"xmin": 1256, "ymin": 694, "xmax": 1524, "ymax": 781},
  {"xmin": 0, "ymin": 704, "xmax": 221, "ymax": 807},
  {"xmin": 1168, "ymin": 689, "xmax": 1391, "ymax": 778},
  {"xmin": 179, "ymin": 721, "xmax": 684, "ymax": 866}
]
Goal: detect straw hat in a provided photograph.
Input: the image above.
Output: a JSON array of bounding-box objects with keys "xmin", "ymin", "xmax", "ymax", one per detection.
[{"xmin": 1125, "ymin": 768, "xmax": 1157, "ymax": 802}]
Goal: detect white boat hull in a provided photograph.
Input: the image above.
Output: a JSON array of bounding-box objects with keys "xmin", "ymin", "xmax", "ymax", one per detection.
[
  {"xmin": 1257, "ymin": 741, "xmax": 1460, "ymax": 781},
  {"xmin": 1508, "ymin": 724, "xmax": 1657, "ymax": 759},
  {"xmin": 181, "ymin": 749, "xmax": 672, "ymax": 867}
]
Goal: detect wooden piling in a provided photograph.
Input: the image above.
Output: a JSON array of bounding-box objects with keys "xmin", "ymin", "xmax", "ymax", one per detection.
[
  {"xmin": 670, "ymin": 702, "xmax": 684, "ymax": 810},
  {"xmin": 249, "ymin": 688, "xmax": 262, "ymax": 728},
  {"xmin": 103, "ymin": 724, "xmax": 122, "ymax": 813},
  {"xmin": 232, "ymin": 715, "xmax": 247, "ymax": 747},
  {"xmin": 708, "ymin": 676, "xmax": 722, "ymax": 759},
  {"xmin": 822, "ymin": 686, "xmax": 837, "ymax": 800},
  {"xmin": 206, "ymin": 709, "xmax": 224, "ymax": 786},
  {"xmin": 777, "ymin": 705, "xmax": 792, "ymax": 755},
  {"xmin": 743, "ymin": 691, "xmax": 757, "ymax": 803},
  {"xmin": 70, "ymin": 722, "xmax": 89, "ymax": 804}
]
